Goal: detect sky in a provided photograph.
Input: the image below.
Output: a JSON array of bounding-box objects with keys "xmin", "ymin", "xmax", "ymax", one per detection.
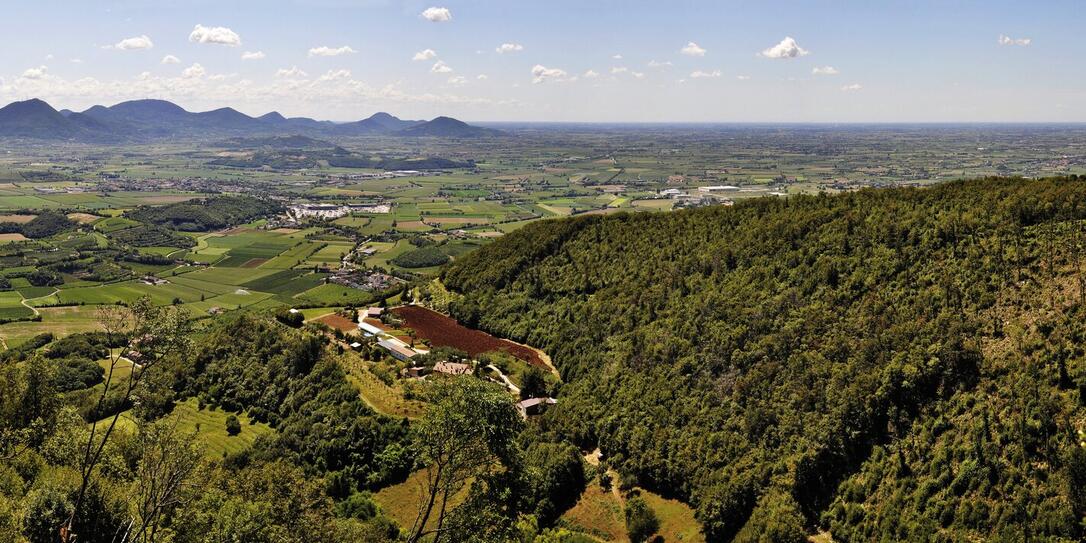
[{"xmin": 0, "ymin": 0, "xmax": 1082, "ymax": 123}]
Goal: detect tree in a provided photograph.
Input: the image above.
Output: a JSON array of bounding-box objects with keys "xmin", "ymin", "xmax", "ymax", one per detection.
[
  {"xmin": 225, "ymin": 415, "xmax": 242, "ymax": 436},
  {"xmin": 126, "ymin": 417, "xmax": 205, "ymax": 542},
  {"xmin": 62, "ymin": 297, "xmax": 192, "ymax": 543},
  {"xmin": 519, "ymin": 366, "xmax": 550, "ymax": 400},
  {"xmin": 624, "ymin": 494, "xmax": 659, "ymax": 543},
  {"xmin": 407, "ymin": 378, "xmax": 523, "ymax": 543}
]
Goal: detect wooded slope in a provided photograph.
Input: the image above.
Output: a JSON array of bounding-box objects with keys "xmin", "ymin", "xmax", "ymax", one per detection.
[{"xmin": 444, "ymin": 177, "xmax": 1086, "ymax": 541}]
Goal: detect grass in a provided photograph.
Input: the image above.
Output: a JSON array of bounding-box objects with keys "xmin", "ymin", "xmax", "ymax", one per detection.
[
  {"xmin": 557, "ymin": 485, "xmax": 704, "ymax": 543},
  {"xmin": 338, "ymin": 352, "xmax": 426, "ymax": 419},
  {"xmin": 112, "ymin": 398, "xmax": 275, "ymax": 457},
  {"xmin": 374, "ymin": 468, "xmax": 471, "ymax": 534},
  {"xmin": 0, "ymin": 306, "xmax": 103, "ymax": 348},
  {"xmin": 560, "ymin": 485, "xmax": 628, "ymax": 542}
]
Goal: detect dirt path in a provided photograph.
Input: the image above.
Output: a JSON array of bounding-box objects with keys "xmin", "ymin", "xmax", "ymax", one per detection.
[{"xmin": 487, "ymin": 364, "xmax": 521, "ymax": 394}]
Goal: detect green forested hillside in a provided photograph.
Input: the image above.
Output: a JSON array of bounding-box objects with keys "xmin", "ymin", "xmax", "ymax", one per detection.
[{"xmin": 443, "ymin": 177, "xmax": 1086, "ymax": 541}]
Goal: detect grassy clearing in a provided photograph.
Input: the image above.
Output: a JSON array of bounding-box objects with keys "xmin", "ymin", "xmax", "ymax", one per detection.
[
  {"xmin": 338, "ymin": 352, "xmax": 426, "ymax": 419},
  {"xmin": 560, "ymin": 485, "xmax": 628, "ymax": 542},
  {"xmin": 0, "ymin": 306, "xmax": 103, "ymax": 348},
  {"xmin": 112, "ymin": 398, "xmax": 275, "ymax": 457},
  {"xmin": 374, "ymin": 468, "xmax": 470, "ymax": 534}
]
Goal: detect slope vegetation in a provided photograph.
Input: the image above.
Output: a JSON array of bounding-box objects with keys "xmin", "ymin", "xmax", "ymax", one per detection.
[{"xmin": 443, "ymin": 177, "xmax": 1086, "ymax": 541}]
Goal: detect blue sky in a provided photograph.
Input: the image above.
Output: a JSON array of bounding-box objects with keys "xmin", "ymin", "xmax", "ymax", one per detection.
[{"xmin": 0, "ymin": 0, "xmax": 1081, "ymax": 122}]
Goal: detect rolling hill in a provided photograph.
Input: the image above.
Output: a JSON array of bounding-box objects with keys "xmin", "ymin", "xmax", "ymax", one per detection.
[
  {"xmin": 0, "ymin": 98, "xmax": 501, "ymax": 141},
  {"xmin": 442, "ymin": 177, "xmax": 1086, "ymax": 541}
]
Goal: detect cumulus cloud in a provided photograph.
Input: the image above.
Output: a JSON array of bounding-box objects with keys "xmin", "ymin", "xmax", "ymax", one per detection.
[
  {"xmin": 531, "ymin": 64, "xmax": 568, "ymax": 84},
  {"xmin": 447, "ymin": 75, "xmax": 467, "ymax": 86},
  {"xmin": 583, "ymin": 69, "xmax": 600, "ymax": 78},
  {"xmin": 21, "ymin": 66, "xmax": 48, "ymax": 80},
  {"xmin": 309, "ymin": 45, "xmax": 357, "ymax": 57},
  {"xmin": 690, "ymin": 70, "xmax": 721, "ymax": 78},
  {"xmin": 841, "ymin": 83, "xmax": 863, "ymax": 91},
  {"xmin": 189, "ymin": 25, "xmax": 241, "ymax": 46},
  {"xmin": 681, "ymin": 42, "xmax": 707, "ymax": 57},
  {"xmin": 631, "ymin": 71, "xmax": 645, "ymax": 79},
  {"xmin": 496, "ymin": 43, "xmax": 524, "ymax": 54},
  {"xmin": 181, "ymin": 63, "xmax": 206, "ymax": 79},
  {"xmin": 275, "ymin": 66, "xmax": 308, "ymax": 78},
  {"xmin": 161, "ymin": 55, "xmax": 181, "ymax": 64},
  {"xmin": 241, "ymin": 51, "xmax": 266, "ymax": 60},
  {"xmin": 431, "ymin": 61, "xmax": 453, "ymax": 73},
  {"xmin": 476, "ymin": 74, "xmax": 488, "ymax": 80},
  {"xmin": 612, "ymin": 54, "xmax": 623, "ymax": 60},
  {"xmin": 812, "ymin": 66, "xmax": 839, "ymax": 75},
  {"xmin": 736, "ymin": 75, "xmax": 751, "ymax": 80},
  {"xmin": 647, "ymin": 60, "xmax": 672, "ymax": 68},
  {"xmin": 421, "ymin": 7, "xmax": 452, "ymax": 22},
  {"xmin": 611, "ymin": 67, "xmax": 628, "ymax": 74},
  {"xmin": 761, "ymin": 36, "xmax": 809, "ymax": 59},
  {"xmin": 998, "ymin": 35, "xmax": 1031, "ymax": 46},
  {"xmin": 412, "ymin": 48, "xmax": 437, "ymax": 61},
  {"xmin": 318, "ymin": 69, "xmax": 351, "ymax": 82},
  {"xmin": 110, "ymin": 35, "xmax": 154, "ymax": 50}
]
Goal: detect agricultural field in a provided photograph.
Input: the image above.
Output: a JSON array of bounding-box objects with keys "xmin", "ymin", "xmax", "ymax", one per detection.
[{"xmin": 1, "ymin": 123, "xmax": 1084, "ymax": 355}]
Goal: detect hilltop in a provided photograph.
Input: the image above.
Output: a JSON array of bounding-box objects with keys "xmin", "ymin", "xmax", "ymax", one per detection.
[
  {"xmin": 0, "ymin": 98, "xmax": 503, "ymax": 142},
  {"xmin": 443, "ymin": 177, "xmax": 1086, "ymax": 541}
]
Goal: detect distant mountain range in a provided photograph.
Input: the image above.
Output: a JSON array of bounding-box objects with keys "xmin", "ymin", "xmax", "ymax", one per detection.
[{"xmin": 0, "ymin": 98, "xmax": 503, "ymax": 142}]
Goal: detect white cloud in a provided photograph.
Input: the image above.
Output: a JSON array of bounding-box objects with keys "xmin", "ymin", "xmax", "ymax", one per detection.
[
  {"xmin": 413, "ymin": 48, "xmax": 437, "ymax": 61},
  {"xmin": 496, "ymin": 43, "xmax": 524, "ymax": 54},
  {"xmin": 583, "ymin": 69, "xmax": 600, "ymax": 78},
  {"xmin": 812, "ymin": 66, "xmax": 839, "ymax": 75},
  {"xmin": 647, "ymin": 60, "xmax": 672, "ymax": 68},
  {"xmin": 998, "ymin": 35, "xmax": 1031, "ymax": 46},
  {"xmin": 761, "ymin": 36, "xmax": 809, "ymax": 59},
  {"xmin": 736, "ymin": 75, "xmax": 751, "ymax": 80},
  {"xmin": 275, "ymin": 66, "xmax": 308, "ymax": 78},
  {"xmin": 841, "ymin": 83, "xmax": 863, "ymax": 91},
  {"xmin": 611, "ymin": 67, "xmax": 628, "ymax": 74},
  {"xmin": 318, "ymin": 69, "xmax": 351, "ymax": 82},
  {"xmin": 476, "ymin": 74, "xmax": 488, "ymax": 80},
  {"xmin": 612, "ymin": 54, "xmax": 623, "ymax": 60},
  {"xmin": 161, "ymin": 55, "xmax": 181, "ymax": 65},
  {"xmin": 690, "ymin": 70, "xmax": 721, "ymax": 78},
  {"xmin": 69, "ymin": 58, "xmax": 82, "ymax": 64},
  {"xmin": 420, "ymin": 7, "xmax": 452, "ymax": 22},
  {"xmin": 681, "ymin": 42, "xmax": 707, "ymax": 57},
  {"xmin": 111, "ymin": 35, "xmax": 154, "ymax": 51},
  {"xmin": 431, "ymin": 61, "xmax": 453, "ymax": 74},
  {"xmin": 631, "ymin": 71, "xmax": 645, "ymax": 79},
  {"xmin": 181, "ymin": 63, "xmax": 206, "ymax": 79},
  {"xmin": 45, "ymin": 54, "xmax": 54, "ymax": 60},
  {"xmin": 531, "ymin": 64, "xmax": 568, "ymax": 84},
  {"xmin": 189, "ymin": 25, "xmax": 241, "ymax": 47},
  {"xmin": 241, "ymin": 51, "xmax": 266, "ymax": 60},
  {"xmin": 309, "ymin": 45, "xmax": 357, "ymax": 57},
  {"xmin": 447, "ymin": 75, "xmax": 467, "ymax": 86},
  {"xmin": 21, "ymin": 66, "xmax": 48, "ymax": 80},
  {"xmin": 0, "ymin": 68, "xmax": 507, "ymax": 118}
]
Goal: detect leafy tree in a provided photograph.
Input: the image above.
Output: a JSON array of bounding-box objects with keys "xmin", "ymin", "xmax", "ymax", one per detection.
[
  {"xmin": 624, "ymin": 494, "xmax": 659, "ymax": 543},
  {"xmin": 407, "ymin": 377, "xmax": 523, "ymax": 543},
  {"xmin": 225, "ymin": 415, "xmax": 242, "ymax": 436}
]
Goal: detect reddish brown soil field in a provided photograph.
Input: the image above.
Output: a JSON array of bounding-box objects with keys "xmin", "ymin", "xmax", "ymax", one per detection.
[
  {"xmin": 241, "ymin": 258, "xmax": 268, "ymax": 268},
  {"xmin": 318, "ymin": 314, "xmax": 358, "ymax": 333},
  {"xmin": 392, "ymin": 306, "xmax": 544, "ymax": 367}
]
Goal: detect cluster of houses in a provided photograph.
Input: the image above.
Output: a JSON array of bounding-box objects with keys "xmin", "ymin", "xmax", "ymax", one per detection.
[{"xmin": 328, "ymin": 268, "xmax": 402, "ymax": 291}]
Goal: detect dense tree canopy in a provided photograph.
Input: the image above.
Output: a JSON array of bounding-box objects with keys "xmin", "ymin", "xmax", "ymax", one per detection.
[{"xmin": 444, "ymin": 177, "xmax": 1086, "ymax": 541}]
